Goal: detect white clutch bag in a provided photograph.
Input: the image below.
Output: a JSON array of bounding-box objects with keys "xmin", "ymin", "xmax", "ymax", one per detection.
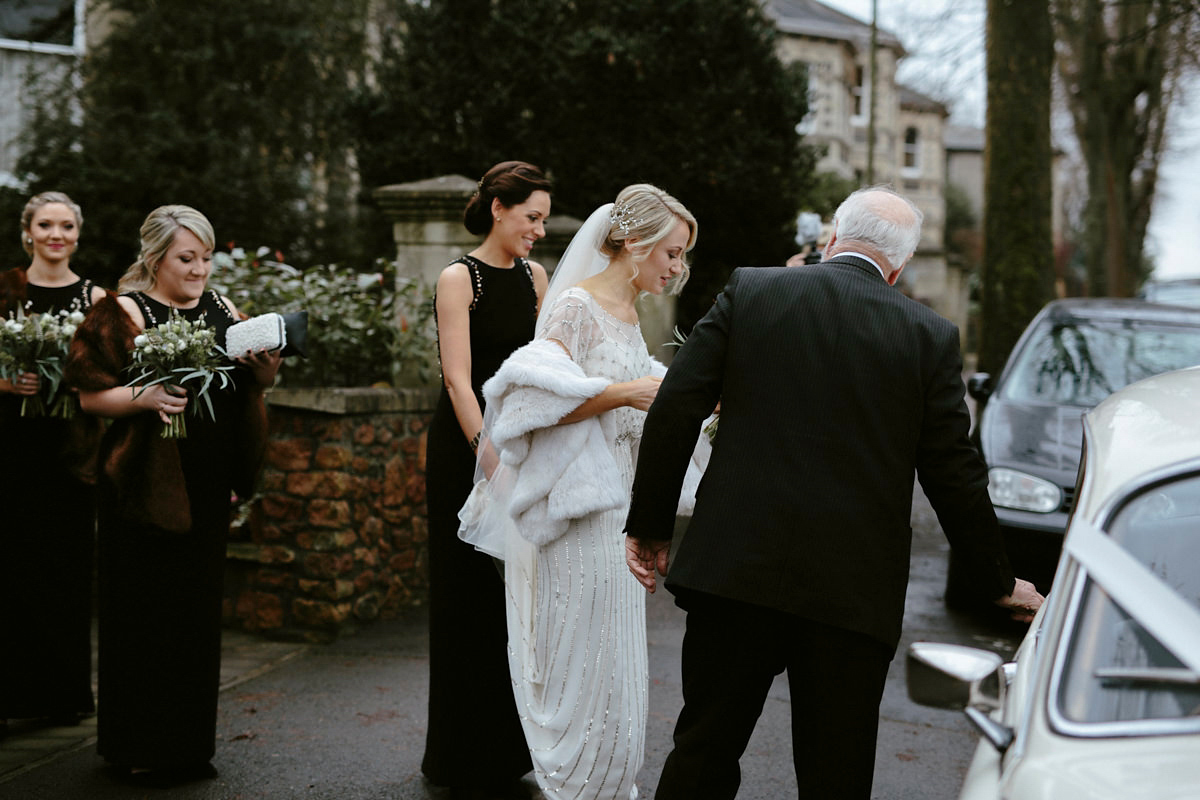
[{"xmin": 225, "ymin": 311, "xmax": 308, "ymax": 359}]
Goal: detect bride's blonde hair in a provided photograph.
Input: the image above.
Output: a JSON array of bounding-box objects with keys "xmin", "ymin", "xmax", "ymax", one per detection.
[{"xmin": 599, "ymin": 184, "xmax": 697, "ymax": 295}]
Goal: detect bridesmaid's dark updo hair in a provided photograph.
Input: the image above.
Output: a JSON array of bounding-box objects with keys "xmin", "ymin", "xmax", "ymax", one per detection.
[{"xmin": 463, "ymin": 161, "xmax": 552, "ymax": 236}]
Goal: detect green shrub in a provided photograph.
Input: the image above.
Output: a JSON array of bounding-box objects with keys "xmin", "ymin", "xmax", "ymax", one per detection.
[{"xmin": 210, "ymin": 247, "xmax": 437, "ymax": 388}]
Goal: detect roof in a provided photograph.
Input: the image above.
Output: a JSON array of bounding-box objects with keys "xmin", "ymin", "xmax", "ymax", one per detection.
[
  {"xmin": 944, "ymin": 124, "xmax": 984, "ymax": 152},
  {"xmin": 1082, "ymin": 366, "xmax": 1200, "ymax": 519},
  {"xmin": 898, "ymin": 84, "xmax": 947, "ymax": 116},
  {"xmin": 763, "ymin": 0, "xmax": 905, "ymax": 54}
]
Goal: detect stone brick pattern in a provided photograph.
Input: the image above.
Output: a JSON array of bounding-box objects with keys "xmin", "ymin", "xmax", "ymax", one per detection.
[{"xmin": 222, "ymin": 387, "xmax": 438, "ymax": 641}]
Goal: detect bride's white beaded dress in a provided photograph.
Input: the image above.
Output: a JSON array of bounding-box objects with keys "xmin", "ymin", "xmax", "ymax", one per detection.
[{"xmin": 505, "ymin": 286, "xmax": 653, "ymax": 800}]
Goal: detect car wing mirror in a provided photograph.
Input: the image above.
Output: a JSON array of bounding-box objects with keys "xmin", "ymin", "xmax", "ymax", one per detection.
[
  {"xmin": 966, "ymin": 372, "xmax": 993, "ymax": 402},
  {"xmin": 906, "ymin": 641, "xmax": 1014, "ymax": 753}
]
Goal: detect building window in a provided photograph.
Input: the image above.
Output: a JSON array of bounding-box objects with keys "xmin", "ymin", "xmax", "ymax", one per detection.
[
  {"xmin": 904, "ymin": 127, "xmax": 920, "ymax": 170},
  {"xmin": 852, "ymin": 64, "xmax": 866, "ymax": 119},
  {"xmin": 1, "ymin": 0, "xmax": 81, "ymax": 53}
]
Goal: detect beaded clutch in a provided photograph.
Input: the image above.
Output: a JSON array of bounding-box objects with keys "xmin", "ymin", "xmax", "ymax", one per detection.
[{"xmin": 225, "ymin": 311, "xmax": 308, "ymax": 359}]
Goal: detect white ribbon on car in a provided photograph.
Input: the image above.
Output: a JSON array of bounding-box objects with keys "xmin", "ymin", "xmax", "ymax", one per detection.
[{"xmin": 1065, "ymin": 520, "xmax": 1200, "ymax": 674}]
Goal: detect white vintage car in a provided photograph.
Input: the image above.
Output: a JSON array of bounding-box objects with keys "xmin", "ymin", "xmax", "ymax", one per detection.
[{"xmin": 908, "ymin": 366, "xmax": 1200, "ymax": 799}]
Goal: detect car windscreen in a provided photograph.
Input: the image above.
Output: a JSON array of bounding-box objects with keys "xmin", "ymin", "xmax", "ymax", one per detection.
[
  {"xmin": 1144, "ymin": 284, "xmax": 1200, "ymax": 308},
  {"xmin": 1000, "ymin": 319, "xmax": 1200, "ymax": 407},
  {"xmin": 1057, "ymin": 473, "xmax": 1200, "ymax": 725}
]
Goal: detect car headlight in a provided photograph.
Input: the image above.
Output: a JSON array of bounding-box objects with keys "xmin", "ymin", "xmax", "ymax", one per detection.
[{"xmin": 987, "ymin": 467, "xmax": 1062, "ymax": 513}]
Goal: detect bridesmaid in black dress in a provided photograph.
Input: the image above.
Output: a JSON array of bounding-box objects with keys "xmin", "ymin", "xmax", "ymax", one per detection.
[
  {"xmin": 65, "ymin": 205, "xmax": 280, "ymax": 779},
  {"xmin": 0, "ymin": 192, "xmax": 105, "ymax": 734},
  {"xmin": 423, "ymin": 161, "xmax": 551, "ymax": 799}
]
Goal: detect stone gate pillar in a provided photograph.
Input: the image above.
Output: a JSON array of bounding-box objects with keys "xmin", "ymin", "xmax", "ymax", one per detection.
[
  {"xmin": 371, "ymin": 175, "xmax": 675, "ymax": 361},
  {"xmin": 372, "ymin": 173, "xmax": 584, "ymax": 283},
  {"xmin": 372, "ymin": 175, "xmax": 479, "ymax": 288}
]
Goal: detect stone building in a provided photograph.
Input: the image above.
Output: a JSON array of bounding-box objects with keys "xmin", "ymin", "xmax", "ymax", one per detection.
[
  {"xmin": 0, "ymin": 1, "xmax": 86, "ymax": 188},
  {"xmin": 765, "ymin": 0, "xmax": 968, "ymax": 331}
]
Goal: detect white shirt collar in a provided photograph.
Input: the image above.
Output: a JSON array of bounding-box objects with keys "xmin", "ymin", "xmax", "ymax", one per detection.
[{"xmin": 838, "ymin": 251, "xmax": 887, "ymax": 279}]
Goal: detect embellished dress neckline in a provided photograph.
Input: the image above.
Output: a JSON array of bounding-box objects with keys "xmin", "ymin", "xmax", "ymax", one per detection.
[
  {"xmin": 460, "ymin": 253, "xmax": 518, "ymax": 271},
  {"xmin": 566, "ymin": 286, "xmax": 640, "ymax": 330}
]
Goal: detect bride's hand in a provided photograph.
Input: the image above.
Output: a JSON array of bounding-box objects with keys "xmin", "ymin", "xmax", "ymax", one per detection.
[
  {"xmin": 479, "ymin": 439, "xmax": 500, "ymax": 480},
  {"xmin": 623, "ymin": 375, "xmax": 662, "ymax": 412}
]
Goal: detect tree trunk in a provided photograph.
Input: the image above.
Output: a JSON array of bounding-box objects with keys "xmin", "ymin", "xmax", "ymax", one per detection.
[
  {"xmin": 978, "ymin": 0, "xmax": 1055, "ymax": 374},
  {"xmin": 1055, "ymin": 0, "xmax": 1192, "ymax": 297}
]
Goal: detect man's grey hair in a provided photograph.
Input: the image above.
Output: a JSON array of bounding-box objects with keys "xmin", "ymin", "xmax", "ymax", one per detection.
[{"xmin": 831, "ymin": 186, "xmax": 923, "ymax": 269}]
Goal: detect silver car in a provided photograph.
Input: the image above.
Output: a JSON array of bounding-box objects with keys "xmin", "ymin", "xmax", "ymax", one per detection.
[
  {"xmin": 950, "ymin": 298, "xmax": 1200, "ymax": 605},
  {"xmin": 909, "ymin": 365, "xmax": 1200, "ymax": 799}
]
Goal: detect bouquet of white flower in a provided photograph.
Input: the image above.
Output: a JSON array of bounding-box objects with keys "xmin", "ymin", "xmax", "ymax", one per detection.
[
  {"xmin": 125, "ymin": 313, "xmax": 235, "ymax": 438},
  {"xmin": 0, "ymin": 306, "xmax": 85, "ymax": 418}
]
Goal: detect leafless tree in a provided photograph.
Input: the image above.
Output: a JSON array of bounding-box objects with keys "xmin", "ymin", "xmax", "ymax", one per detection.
[{"xmin": 1054, "ymin": 0, "xmax": 1199, "ymax": 296}]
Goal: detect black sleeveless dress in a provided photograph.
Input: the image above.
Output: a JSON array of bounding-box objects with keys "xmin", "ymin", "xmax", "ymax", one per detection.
[
  {"xmin": 95, "ymin": 290, "xmax": 244, "ymax": 769},
  {"xmin": 423, "ymin": 256, "xmax": 537, "ymax": 788},
  {"xmin": 0, "ymin": 278, "xmax": 97, "ymax": 722}
]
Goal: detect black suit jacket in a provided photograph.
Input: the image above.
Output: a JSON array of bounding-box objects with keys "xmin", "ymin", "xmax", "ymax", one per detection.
[{"xmin": 625, "ymin": 258, "xmax": 1014, "ymax": 650}]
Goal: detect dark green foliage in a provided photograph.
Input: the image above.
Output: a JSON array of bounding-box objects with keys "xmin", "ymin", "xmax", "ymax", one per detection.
[
  {"xmin": 209, "ymin": 250, "xmax": 437, "ymax": 388},
  {"xmin": 806, "ymin": 170, "xmax": 861, "ymax": 219},
  {"xmin": 358, "ymin": 0, "xmax": 817, "ymax": 329},
  {"xmin": 978, "ymin": 0, "xmax": 1055, "ymax": 374},
  {"xmin": 12, "ymin": 0, "xmax": 369, "ymax": 287},
  {"xmin": 944, "ymin": 182, "xmax": 980, "ymax": 267}
]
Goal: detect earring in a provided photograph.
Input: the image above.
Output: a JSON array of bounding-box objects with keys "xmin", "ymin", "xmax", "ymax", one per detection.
[
  {"xmin": 24, "ymin": 236, "xmax": 32, "ymax": 245},
  {"xmin": 495, "ymin": 216, "xmax": 501, "ymax": 223}
]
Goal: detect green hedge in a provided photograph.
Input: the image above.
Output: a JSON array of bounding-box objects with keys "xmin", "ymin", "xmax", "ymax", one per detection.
[{"xmin": 210, "ymin": 248, "xmax": 437, "ymax": 389}]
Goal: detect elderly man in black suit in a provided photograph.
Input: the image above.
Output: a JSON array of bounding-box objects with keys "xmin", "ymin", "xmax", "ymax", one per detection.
[{"xmin": 624, "ymin": 186, "xmax": 1043, "ymax": 799}]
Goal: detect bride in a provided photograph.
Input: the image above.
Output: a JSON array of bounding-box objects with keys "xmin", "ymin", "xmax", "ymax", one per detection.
[{"xmin": 460, "ymin": 184, "xmax": 699, "ymax": 799}]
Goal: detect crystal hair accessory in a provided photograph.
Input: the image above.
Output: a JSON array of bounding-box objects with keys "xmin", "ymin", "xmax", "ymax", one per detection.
[
  {"xmin": 224, "ymin": 310, "xmax": 309, "ymax": 359},
  {"xmin": 609, "ymin": 204, "xmax": 645, "ymax": 235}
]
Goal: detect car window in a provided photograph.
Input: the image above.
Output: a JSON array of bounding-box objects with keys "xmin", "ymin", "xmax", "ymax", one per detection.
[
  {"xmin": 1144, "ymin": 283, "xmax": 1200, "ymax": 308},
  {"xmin": 1058, "ymin": 474, "xmax": 1200, "ymax": 724},
  {"xmin": 1001, "ymin": 320, "xmax": 1200, "ymax": 406}
]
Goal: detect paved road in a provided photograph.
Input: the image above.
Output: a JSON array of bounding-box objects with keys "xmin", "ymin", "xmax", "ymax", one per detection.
[{"xmin": 0, "ymin": 482, "xmax": 1027, "ymax": 799}]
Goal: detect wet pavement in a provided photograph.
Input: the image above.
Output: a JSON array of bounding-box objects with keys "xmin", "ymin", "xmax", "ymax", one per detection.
[
  {"xmin": 0, "ymin": 627, "xmax": 307, "ymax": 788},
  {"xmin": 0, "ymin": 483, "xmax": 1028, "ymax": 799}
]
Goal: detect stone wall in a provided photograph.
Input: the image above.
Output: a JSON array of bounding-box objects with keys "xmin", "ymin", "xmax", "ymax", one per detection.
[{"xmin": 222, "ymin": 386, "xmax": 438, "ymax": 642}]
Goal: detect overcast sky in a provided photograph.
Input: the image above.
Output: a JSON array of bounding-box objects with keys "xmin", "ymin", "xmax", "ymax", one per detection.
[{"xmin": 818, "ymin": 0, "xmax": 1200, "ymax": 280}]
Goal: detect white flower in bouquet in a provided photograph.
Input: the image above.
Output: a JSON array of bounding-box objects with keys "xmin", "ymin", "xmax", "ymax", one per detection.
[
  {"xmin": 125, "ymin": 311, "xmax": 236, "ymax": 439},
  {"xmin": 0, "ymin": 306, "xmax": 80, "ymax": 417}
]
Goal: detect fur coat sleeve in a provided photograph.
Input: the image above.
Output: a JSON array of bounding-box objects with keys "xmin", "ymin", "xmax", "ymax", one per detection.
[
  {"xmin": 480, "ymin": 339, "xmax": 627, "ymax": 546},
  {"xmin": 0, "ymin": 266, "xmax": 28, "ymax": 317}
]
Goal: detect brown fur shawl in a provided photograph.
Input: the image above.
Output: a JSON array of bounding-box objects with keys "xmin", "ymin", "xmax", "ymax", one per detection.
[
  {"xmin": 64, "ymin": 294, "xmax": 268, "ymax": 533},
  {"xmin": 0, "ymin": 266, "xmax": 28, "ymax": 316}
]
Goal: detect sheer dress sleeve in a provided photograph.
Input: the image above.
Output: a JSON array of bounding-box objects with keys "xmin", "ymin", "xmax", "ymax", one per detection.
[{"xmin": 538, "ymin": 288, "xmax": 600, "ymax": 366}]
